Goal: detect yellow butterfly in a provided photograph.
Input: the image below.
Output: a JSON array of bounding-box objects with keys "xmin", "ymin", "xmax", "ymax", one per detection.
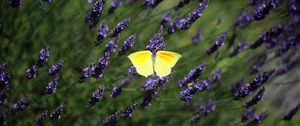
[{"xmin": 128, "ymin": 50, "xmax": 181, "ymax": 78}]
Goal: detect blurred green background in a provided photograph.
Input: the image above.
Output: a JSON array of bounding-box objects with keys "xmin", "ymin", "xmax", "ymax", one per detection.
[{"xmin": 0, "ymin": 0, "xmax": 299, "ymax": 126}]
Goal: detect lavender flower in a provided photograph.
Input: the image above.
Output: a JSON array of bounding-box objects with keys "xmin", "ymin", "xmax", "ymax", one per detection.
[
  {"xmin": 275, "ymin": 36, "xmax": 299, "ymax": 57},
  {"xmin": 230, "ymin": 79, "xmax": 244, "ymax": 100},
  {"xmin": 249, "ymin": 69, "xmax": 275, "ymax": 91},
  {"xmin": 283, "ymin": 102, "xmax": 300, "ymax": 121},
  {"xmin": 104, "ymin": 35, "xmax": 120, "ymax": 54},
  {"xmin": 88, "ymin": 85, "xmax": 105, "ymax": 106},
  {"xmin": 85, "ymin": 0, "xmax": 104, "ymax": 28},
  {"xmin": 36, "ymin": 110, "xmax": 48, "ymax": 126},
  {"xmin": 245, "ymin": 111, "xmax": 269, "ymax": 126},
  {"xmin": 253, "ymin": 3, "xmax": 272, "ymax": 21},
  {"xmin": 143, "ymin": 75, "xmax": 160, "ymax": 91},
  {"xmin": 248, "ymin": 0, "xmax": 263, "ymax": 5},
  {"xmin": 39, "ymin": 47, "xmax": 49, "ymax": 66},
  {"xmin": 206, "ymin": 32, "xmax": 227, "ymax": 54},
  {"xmin": 287, "ymin": 0, "xmax": 300, "ymax": 20},
  {"xmin": 181, "ymin": 0, "xmax": 208, "ymax": 30},
  {"xmin": 98, "ymin": 56, "xmax": 109, "ymax": 70},
  {"xmin": 128, "ymin": 65, "xmax": 137, "ymax": 76},
  {"xmin": 97, "ymin": 24, "xmax": 109, "ymax": 43},
  {"xmin": 161, "ymin": 11, "xmax": 172, "ymax": 25},
  {"xmin": 234, "ymin": 12, "xmax": 254, "ymax": 27},
  {"xmin": 109, "ymin": 0, "xmax": 121, "ymax": 14},
  {"xmin": 178, "ymin": 63, "xmax": 206, "ymax": 87},
  {"xmin": 10, "ymin": 96, "xmax": 28, "ymax": 111},
  {"xmin": 146, "ymin": 27, "xmax": 166, "ymax": 53},
  {"xmin": 242, "ymin": 108, "xmax": 256, "ymax": 122},
  {"xmin": 0, "ymin": 62, "xmax": 10, "ymax": 87},
  {"xmin": 190, "ymin": 101, "xmax": 216, "ymax": 124},
  {"xmin": 207, "ymin": 69, "xmax": 222, "ymax": 83},
  {"xmin": 229, "ymin": 41, "xmax": 247, "ymax": 57},
  {"xmin": 168, "ymin": 17, "xmax": 186, "ymax": 34},
  {"xmin": 243, "ymin": 87, "xmax": 265, "ymax": 108},
  {"xmin": 9, "ymin": 0, "xmax": 22, "ymax": 8},
  {"xmin": 45, "ymin": 79, "xmax": 58, "ymax": 94},
  {"xmin": 250, "ymin": 55, "xmax": 267, "ymax": 74},
  {"xmin": 110, "ymin": 86, "xmax": 122, "ymax": 98},
  {"xmin": 103, "ymin": 111, "xmax": 120, "ymax": 126},
  {"xmin": 26, "ymin": 65, "xmax": 37, "ymax": 79},
  {"xmin": 80, "ymin": 65, "xmax": 92, "ymax": 81},
  {"xmin": 192, "ymin": 31, "xmax": 203, "ymax": 45},
  {"xmin": 180, "ymin": 86, "xmax": 197, "ymax": 102},
  {"xmin": 144, "ymin": 0, "xmax": 163, "ymax": 8},
  {"xmin": 0, "ymin": 86, "xmax": 9, "ymax": 105},
  {"xmin": 48, "ymin": 61, "xmax": 64, "ymax": 76},
  {"xmin": 122, "ymin": 102, "xmax": 137, "ymax": 118},
  {"xmin": 50, "ymin": 103, "xmax": 64, "ymax": 121},
  {"xmin": 118, "ymin": 34, "xmax": 136, "ymax": 55},
  {"xmin": 177, "ymin": 0, "xmax": 190, "ymax": 8},
  {"xmin": 276, "ymin": 57, "xmax": 300, "ymax": 75},
  {"xmin": 90, "ymin": 63, "xmax": 103, "ymax": 79},
  {"xmin": 141, "ymin": 90, "xmax": 157, "ymax": 108},
  {"xmin": 109, "ymin": 18, "xmax": 130, "ymax": 37},
  {"xmin": 194, "ymin": 80, "xmax": 210, "ymax": 92}
]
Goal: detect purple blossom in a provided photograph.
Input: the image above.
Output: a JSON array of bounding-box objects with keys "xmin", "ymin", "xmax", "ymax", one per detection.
[
  {"xmin": 118, "ymin": 34, "xmax": 136, "ymax": 55},
  {"xmin": 283, "ymin": 102, "xmax": 300, "ymax": 121},
  {"xmin": 97, "ymin": 24, "xmax": 109, "ymax": 43},
  {"xmin": 190, "ymin": 101, "xmax": 216, "ymax": 124},
  {"xmin": 243, "ymin": 87, "xmax": 265, "ymax": 108},
  {"xmin": 161, "ymin": 11, "xmax": 172, "ymax": 25},
  {"xmin": 250, "ymin": 25, "xmax": 284, "ymax": 49},
  {"xmin": 110, "ymin": 86, "xmax": 122, "ymax": 98},
  {"xmin": 26, "ymin": 65, "xmax": 37, "ymax": 79},
  {"xmin": 242, "ymin": 108, "xmax": 256, "ymax": 122},
  {"xmin": 0, "ymin": 62, "xmax": 10, "ymax": 87},
  {"xmin": 238, "ymin": 83, "xmax": 252, "ymax": 98},
  {"xmin": 90, "ymin": 63, "xmax": 103, "ymax": 79},
  {"xmin": 287, "ymin": 0, "xmax": 300, "ymax": 20},
  {"xmin": 168, "ymin": 17, "xmax": 186, "ymax": 34},
  {"xmin": 249, "ymin": 69, "xmax": 275, "ymax": 91},
  {"xmin": 0, "ymin": 86, "xmax": 9, "ymax": 105},
  {"xmin": 109, "ymin": 0, "xmax": 121, "ymax": 14},
  {"xmin": 39, "ymin": 47, "xmax": 49, "ymax": 66},
  {"xmin": 103, "ymin": 111, "xmax": 120, "ymax": 126},
  {"xmin": 178, "ymin": 63, "xmax": 206, "ymax": 87},
  {"xmin": 245, "ymin": 111, "xmax": 269, "ymax": 126},
  {"xmin": 36, "ymin": 110, "xmax": 48, "ymax": 126},
  {"xmin": 9, "ymin": 0, "xmax": 22, "ymax": 8},
  {"xmin": 194, "ymin": 80, "xmax": 210, "ymax": 92},
  {"xmin": 50, "ymin": 103, "xmax": 64, "ymax": 121},
  {"xmin": 10, "ymin": 96, "xmax": 28, "ymax": 111},
  {"xmin": 235, "ymin": 12, "xmax": 254, "ymax": 27},
  {"xmin": 104, "ymin": 35, "xmax": 120, "ymax": 54},
  {"xmin": 146, "ymin": 27, "xmax": 166, "ymax": 53},
  {"xmin": 80, "ymin": 66, "xmax": 92, "ymax": 81},
  {"xmin": 109, "ymin": 18, "xmax": 130, "ymax": 37},
  {"xmin": 208, "ymin": 69, "xmax": 222, "ymax": 83},
  {"xmin": 253, "ymin": 3, "xmax": 273, "ymax": 21},
  {"xmin": 144, "ymin": 0, "xmax": 163, "ymax": 8},
  {"xmin": 128, "ymin": 65, "xmax": 137, "ymax": 76},
  {"xmin": 122, "ymin": 101, "xmax": 137, "ymax": 118},
  {"xmin": 192, "ymin": 31, "xmax": 203, "ymax": 45},
  {"xmin": 48, "ymin": 61, "xmax": 64, "ymax": 76},
  {"xmin": 180, "ymin": 86, "xmax": 197, "ymax": 102},
  {"xmin": 276, "ymin": 57, "xmax": 300, "ymax": 75},
  {"xmin": 45, "ymin": 79, "xmax": 58, "ymax": 94},
  {"xmin": 250, "ymin": 55, "xmax": 267, "ymax": 74},
  {"xmin": 88, "ymin": 85, "xmax": 105, "ymax": 106},
  {"xmin": 85, "ymin": 0, "xmax": 104, "ymax": 28},
  {"xmin": 177, "ymin": 0, "xmax": 190, "ymax": 8},
  {"xmin": 248, "ymin": 0, "xmax": 263, "ymax": 5},
  {"xmin": 229, "ymin": 41, "xmax": 247, "ymax": 57},
  {"xmin": 275, "ymin": 36, "xmax": 299, "ymax": 57},
  {"xmin": 141, "ymin": 90, "xmax": 157, "ymax": 108},
  {"xmin": 98, "ymin": 56, "xmax": 109, "ymax": 70},
  {"xmin": 143, "ymin": 75, "xmax": 160, "ymax": 91},
  {"xmin": 206, "ymin": 32, "xmax": 227, "ymax": 54},
  {"xmin": 230, "ymin": 79, "xmax": 244, "ymax": 100}
]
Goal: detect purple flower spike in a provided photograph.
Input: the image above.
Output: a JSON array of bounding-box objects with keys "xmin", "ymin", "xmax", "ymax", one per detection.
[
  {"xmin": 103, "ymin": 111, "xmax": 120, "ymax": 126},
  {"xmin": 245, "ymin": 111, "xmax": 269, "ymax": 126},
  {"xmin": 85, "ymin": 0, "xmax": 104, "ymax": 28},
  {"xmin": 88, "ymin": 85, "xmax": 105, "ymax": 106},
  {"xmin": 208, "ymin": 69, "xmax": 222, "ymax": 83},
  {"xmin": 283, "ymin": 102, "xmax": 300, "ymax": 121},
  {"xmin": 128, "ymin": 65, "xmax": 137, "ymax": 76},
  {"xmin": 141, "ymin": 90, "xmax": 157, "ymax": 108},
  {"xmin": 178, "ymin": 63, "xmax": 206, "ymax": 87},
  {"xmin": 109, "ymin": 0, "xmax": 121, "ymax": 14},
  {"xmin": 230, "ymin": 79, "xmax": 244, "ymax": 100},
  {"xmin": 97, "ymin": 24, "xmax": 109, "ymax": 44},
  {"xmin": 50, "ymin": 103, "xmax": 64, "ymax": 121},
  {"xmin": 287, "ymin": 0, "xmax": 300, "ymax": 20},
  {"xmin": 192, "ymin": 31, "xmax": 203, "ymax": 44},
  {"xmin": 194, "ymin": 80, "xmax": 210, "ymax": 92},
  {"xmin": 276, "ymin": 57, "xmax": 300, "ymax": 75},
  {"xmin": 0, "ymin": 62, "xmax": 10, "ymax": 87},
  {"xmin": 26, "ymin": 65, "xmax": 37, "ymax": 79},
  {"xmin": 110, "ymin": 86, "xmax": 122, "ymax": 98},
  {"xmin": 9, "ymin": 0, "xmax": 23, "ymax": 8},
  {"xmin": 250, "ymin": 55, "xmax": 267, "ymax": 74},
  {"xmin": 105, "ymin": 35, "xmax": 120, "ymax": 54},
  {"xmin": 80, "ymin": 66, "xmax": 92, "ymax": 81},
  {"xmin": 235, "ymin": 12, "xmax": 254, "ymax": 27},
  {"xmin": 118, "ymin": 34, "xmax": 136, "ymax": 55},
  {"xmin": 48, "ymin": 61, "xmax": 64, "ymax": 76},
  {"xmin": 122, "ymin": 102, "xmax": 137, "ymax": 118},
  {"xmin": 242, "ymin": 108, "xmax": 256, "ymax": 122},
  {"xmin": 10, "ymin": 96, "xmax": 28, "ymax": 111},
  {"xmin": 161, "ymin": 11, "xmax": 172, "ymax": 25},
  {"xmin": 180, "ymin": 86, "xmax": 197, "ymax": 102},
  {"xmin": 109, "ymin": 18, "xmax": 130, "ymax": 37},
  {"xmin": 190, "ymin": 101, "xmax": 216, "ymax": 124},
  {"xmin": 45, "ymin": 79, "xmax": 58, "ymax": 94},
  {"xmin": 243, "ymin": 87, "xmax": 265, "ymax": 108},
  {"xmin": 144, "ymin": 0, "xmax": 163, "ymax": 8},
  {"xmin": 36, "ymin": 110, "xmax": 48, "ymax": 126},
  {"xmin": 39, "ymin": 47, "xmax": 49, "ymax": 66},
  {"xmin": 249, "ymin": 69, "xmax": 275, "ymax": 91},
  {"xmin": 253, "ymin": 3, "xmax": 272, "ymax": 21},
  {"xmin": 206, "ymin": 32, "xmax": 227, "ymax": 54},
  {"xmin": 0, "ymin": 86, "xmax": 9, "ymax": 105},
  {"xmin": 181, "ymin": 0, "xmax": 208, "ymax": 30},
  {"xmin": 146, "ymin": 27, "xmax": 166, "ymax": 53},
  {"xmin": 143, "ymin": 75, "xmax": 160, "ymax": 91},
  {"xmin": 248, "ymin": 0, "xmax": 263, "ymax": 5},
  {"xmin": 229, "ymin": 41, "xmax": 247, "ymax": 57}
]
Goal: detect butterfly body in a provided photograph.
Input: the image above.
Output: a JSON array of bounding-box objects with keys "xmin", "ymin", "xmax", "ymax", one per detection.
[{"xmin": 128, "ymin": 50, "xmax": 181, "ymax": 78}]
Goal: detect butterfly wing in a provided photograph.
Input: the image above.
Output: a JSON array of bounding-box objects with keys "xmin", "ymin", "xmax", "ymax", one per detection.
[
  {"xmin": 128, "ymin": 50, "xmax": 154, "ymax": 77},
  {"xmin": 154, "ymin": 51, "xmax": 181, "ymax": 78}
]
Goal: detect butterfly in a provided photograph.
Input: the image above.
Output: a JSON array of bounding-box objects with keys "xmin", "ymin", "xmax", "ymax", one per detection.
[{"xmin": 128, "ymin": 50, "xmax": 181, "ymax": 78}]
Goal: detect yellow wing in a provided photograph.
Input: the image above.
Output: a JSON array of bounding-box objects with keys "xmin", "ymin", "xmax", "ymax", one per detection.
[
  {"xmin": 154, "ymin": 51, "xmax": 181, "ymax": 78},
  {"xmin": 128, "ymin": 50, "xmax": 154, "ymax": 77}
]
